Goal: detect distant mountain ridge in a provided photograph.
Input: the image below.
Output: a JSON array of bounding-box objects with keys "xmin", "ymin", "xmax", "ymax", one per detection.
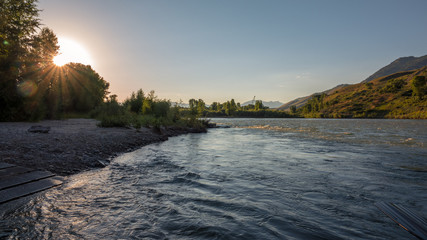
[
  {"xmin": 278, "ymin": 54, "xmax": 427, "ymax": 111},
  {"xmin": 241, "ymin": 100, "xmax": 284, "ymax": 109},
  {"xmin": 363, "ymin": 55, "xmax": 427, "ymax": 83}
]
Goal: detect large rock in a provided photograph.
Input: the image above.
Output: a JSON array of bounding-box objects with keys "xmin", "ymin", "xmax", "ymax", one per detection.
[{"xmin": 28, "ymin": 126, "xmax": 50, "ymax": 133}]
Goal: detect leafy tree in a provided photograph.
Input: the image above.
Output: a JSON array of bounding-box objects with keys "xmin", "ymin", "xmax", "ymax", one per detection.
[
  {"xmin": 197, "ymin": 99, "xmax": 205, "ymax": 116},
  {"xmin": 224, "ymin": 101, "xmax": 231, "ymax": 116},
  {"xmin": 301, "ymin": 94, "xmax": 326, "ymax": 114},
  {"xmin": 230, "ymin": 99, "xmax": 237, "ymax": 110},
  {"xmin": 412, "ymin": 76, "xmax": 426, "ymax": 99},
  {"xmin": 142, "ymin": 90, "xmax": 156, "ymax": 115},
  {"xmin": 152, "ymin": 100, "xmax": 170, "ymax": 118},
  {"xmin": 290, "ymin": 105, "xmax": 297, "ymax": 114},
  {"xmin": 381, "ymin": 79, "xmax": 405, "ymax": 93},
  {"xmin": 65, "ymin": 63, "xmax": 109, "ymax": 112},
  {"xmin": 188, "ymin": 98, "xmax": 198, "ymax": 116},
  {"xmin": 124, "ymin": 89, "xmax": 144, "ymax": 113},
  {"xmin": 0, "ymin": 0, "xmax": 57, "ymax": 120},
  {"xmin": 254, "ymin": 100, "xmax": 264, "ymax": 110},
  {"xmin": 210, "ymin": 102, "xmax": 219, "ymax": 111},
  {"xmin": 243, "ymin": 104, "xmax": 255, "ymax": 110}
]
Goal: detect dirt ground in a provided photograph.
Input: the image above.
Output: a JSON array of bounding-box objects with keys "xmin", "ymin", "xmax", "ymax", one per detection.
[{"xmin": 0, "ymin": 119, "xmax": 203, "ymax": 176}]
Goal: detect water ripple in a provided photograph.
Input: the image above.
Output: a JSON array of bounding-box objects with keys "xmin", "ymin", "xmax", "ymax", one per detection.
[{"xmin": 1, "ymin": 119, "xmax": 426, "ymax": 239}]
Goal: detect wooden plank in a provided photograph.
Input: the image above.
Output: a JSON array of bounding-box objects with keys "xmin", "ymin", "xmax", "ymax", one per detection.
[
  {"xmin": 0, "ymin": 176, "xmax": 62, "ymax": 204},
  {"xmin": 0, "ymin": 166, "xmax": 33, "ymax": 177},
  {"xmin": 0, "ymin": 171, "xmax": 55, "ymax": 190},
  {"xmin": 0, "ymin": 162, "xmax": 15, "ymax": 170},
  {"xmin": 376, "ymin": 202, "xmax": 427, "ymax": 240}
]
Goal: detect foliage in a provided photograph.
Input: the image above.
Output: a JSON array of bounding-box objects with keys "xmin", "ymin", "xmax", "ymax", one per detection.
[
  {"xmin": 412, "ymin": 76, "xmax": 426, "ymax": 100},
  {"xmin": 296, "ymin": 67, "xmax": 427, "ymax": 119},
  {"xmin": 152, "ymin": 100, "xmax": 170, "ymax": 118},
  {"xmin": 92, "ymin": 90, "xmax": 208, "ymax": 131},
  {"xmin": 381, "ymin": 79, "xmax": 405, "ymax": 93},
  {"xmin": 290, "ymin": 105, "xmax": 297, "ymax": 114},
  {"xmin": 179, "ymin": 98, "xmax": 291, "ymax": 118},
  {"xmin": 0, "ymin": 0, "xmax": 55, "ymax": 120},
  {"xmin": 123, "ymin": 89, "xmax": 144, "ymax": 113},
  {"xmin": 0, "ymin": 0, "xmax": 110, "ymax": 121},
  {"xmin": 300, "ymin": 94, "xmax": 326, "ymax": 115},
  {"xmin": 142, "ymin": 90, "xmax": 155, "ymax": 115}
]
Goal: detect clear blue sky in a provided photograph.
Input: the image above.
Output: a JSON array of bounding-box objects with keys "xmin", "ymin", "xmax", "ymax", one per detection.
[{"xmin": 38, "ymin": 0, "xmax": 427, "ymax": 104}]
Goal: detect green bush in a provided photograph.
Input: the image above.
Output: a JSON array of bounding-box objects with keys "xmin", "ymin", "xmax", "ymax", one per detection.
[
  {"xmin": 153, "ymin": 101, "xmax": 170, "ymax": 118},
  {"xmin": 381, "ymin": 79, "xmax": 405, "ymax": 93},
  {"xmin": 97, "ymin": 114, "xmax": 133, "ymax": 128}
]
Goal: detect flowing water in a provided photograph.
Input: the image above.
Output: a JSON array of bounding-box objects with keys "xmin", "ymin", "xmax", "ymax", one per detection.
[{"xmin": 1, "ymin": 119, "xmax": 426, "ymax": 239}]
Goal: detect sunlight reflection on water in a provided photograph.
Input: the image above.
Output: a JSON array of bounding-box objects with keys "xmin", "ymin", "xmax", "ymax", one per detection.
[{"xmin": 2, "ymin": 119, "xmax": 426, "ymax": 239}]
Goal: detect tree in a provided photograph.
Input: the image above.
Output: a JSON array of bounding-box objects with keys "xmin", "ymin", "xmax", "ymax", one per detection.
[
  {"xmin": 152, "ymin": 100, "xmax": 170, "ymax": 118},
  {"xmin": 46, "ymin": 63, "xmax": 109, "ymax": 116},
  {"xmin": 254, "ymin": 100, "xmax": 264, "ymax": 110},
  {"xmin": 224, "ymin": 101, "xmax": 231, "ymax": 116},
  {"xmin": 124, "ymin": 89, "xmax": 144, "ymax": 113},
  {"xmin": 412, "ymin": 76, "xmax": 426, "ymax": 100},
  {"xmin": 197, "ymin": 99, "xmax": 205, "ymax": 116},
  {"xmin": 142, "ymin": 90, "xmax": 156, "ymax": 115},
  {"xmin": 290, "ymin": 105, "xmax": 297, "ymax": 114},
  {"xmin": 210, "ymin": 102, "xmax": 219, "ymax": 111},
  {"xmin": 0, "ymin": 0, "xmax": 44, "ymax": 120},
  {"xmin": 0, "ymin": 1, "xmax": 66, "ymax": 120},
  {"xmin": 188, "ymin": 98, "xmax": 206, "ymax": 117},
  {"xmin": 188, "ymin": 98, "xmax": 198, "ymax": 119},
  {"xmin": 382, "ymin": 79, "xmax": 405, "ymax": 93}
]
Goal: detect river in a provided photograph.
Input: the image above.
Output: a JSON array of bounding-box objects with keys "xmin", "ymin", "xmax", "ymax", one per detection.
[{"xmin": 1, "ymin": 119, "xmax": 426, "ymax": 239}]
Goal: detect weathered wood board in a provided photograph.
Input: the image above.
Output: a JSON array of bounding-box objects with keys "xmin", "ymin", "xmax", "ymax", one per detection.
[
  {"xmin": 0, "ymin": 170, "xmax": 55, "ymax": 190},
  {"xmin": 0, "ymin": 162, "xmax": 14, "ymax": 170},
  {"xmin": 0, "ymin": 166, "xmax": 33, "ymax": 177},
  {"xmin": 0, "ymin": 162, "xmax": 63, "ymax": 204}
]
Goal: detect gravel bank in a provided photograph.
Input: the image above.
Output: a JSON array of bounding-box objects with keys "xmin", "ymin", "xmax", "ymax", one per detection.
[{"xmin": 0, "ymin": 119, "xmax": 205, "ymax": 176}]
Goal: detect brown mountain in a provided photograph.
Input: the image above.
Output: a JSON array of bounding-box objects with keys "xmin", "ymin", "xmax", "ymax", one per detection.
[
  {"xmin": 363, "ymin": 55, "xmax": 427, "ymax": 83},
  {"xmin": 278, "ymin": 55, "xmax": 427, "ymax": 111}
]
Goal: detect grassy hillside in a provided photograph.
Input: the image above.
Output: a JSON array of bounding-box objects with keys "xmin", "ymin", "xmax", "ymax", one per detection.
[
  {"xmin": 299, "ymin": 66, "xmax": 427, "ymax": 119},
  {"xmin": 277, "ymin": 84, "xmax": 348, "ymax": 111}
]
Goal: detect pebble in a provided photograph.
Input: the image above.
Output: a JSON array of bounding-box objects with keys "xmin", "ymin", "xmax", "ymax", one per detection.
[{"xmin": 0, "ymin": 119, "xmax": 205, "ymax": 176}]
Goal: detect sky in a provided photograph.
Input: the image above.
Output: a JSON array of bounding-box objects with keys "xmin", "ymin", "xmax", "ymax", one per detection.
[{"xmin": 38, "ymin": 0, "xmax": 427, "ymax": 104}]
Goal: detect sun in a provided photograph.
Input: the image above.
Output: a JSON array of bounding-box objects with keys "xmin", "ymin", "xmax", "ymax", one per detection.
[{"xmin": 53, "ymin": 37, "xmax": 94, "ymax": 67}]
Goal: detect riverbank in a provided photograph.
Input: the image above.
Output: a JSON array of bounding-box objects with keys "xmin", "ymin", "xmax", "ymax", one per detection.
[{"xmin": 0, "ymin": 119, "xmax": 206, "ymax": 176}]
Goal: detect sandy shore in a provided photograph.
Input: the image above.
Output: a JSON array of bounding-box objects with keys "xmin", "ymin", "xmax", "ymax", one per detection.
[{"xmin": 0, "ymin": 119, "xmax": 205, "ymax": 176}]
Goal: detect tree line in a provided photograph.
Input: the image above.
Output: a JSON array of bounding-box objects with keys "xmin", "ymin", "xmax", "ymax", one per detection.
[{"xmin": 180, "ymin": 99, "xmax": 293, "ymax": 118}]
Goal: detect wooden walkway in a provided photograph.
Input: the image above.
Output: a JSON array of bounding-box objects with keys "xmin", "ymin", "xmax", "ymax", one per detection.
[{"xmin": 0, "ymin": 162, "xmax": 63, "ymax": 204}]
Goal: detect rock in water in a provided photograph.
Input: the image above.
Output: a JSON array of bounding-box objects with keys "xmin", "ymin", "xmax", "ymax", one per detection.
[{"xmin": 28, "ymin": 126, "xmax": 51, "ymax": 133}]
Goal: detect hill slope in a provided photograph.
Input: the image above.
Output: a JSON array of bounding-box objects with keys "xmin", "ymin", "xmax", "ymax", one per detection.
[
  {"xmin": 278, "ymin": 55, "xmax": 427, "ymax": 111},
  {"xmin": 363, "ymin": 55, "xmax": 427, "ymax": 83},
  {"xmin": 277, "ymin": 84, "xmax": 348, "ymax": 111},
  {"xmin": 299, "ymin": 67, "xmax": 427, "ymax": 119}
]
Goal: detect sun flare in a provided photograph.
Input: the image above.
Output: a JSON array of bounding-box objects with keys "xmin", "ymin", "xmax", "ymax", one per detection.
[{"xmin": 53, "ymin": 37, "xmax": 94, "ymax": 67}]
